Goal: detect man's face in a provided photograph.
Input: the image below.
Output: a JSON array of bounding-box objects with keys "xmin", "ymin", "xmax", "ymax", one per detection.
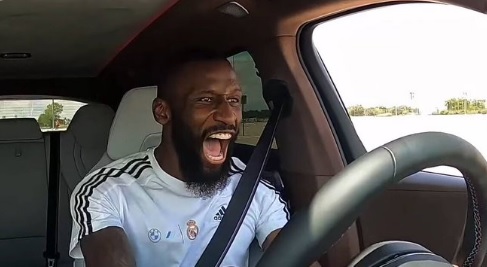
[{"xmin": 158, "ymin": 59, "xmax": 243, "ymax": 197}]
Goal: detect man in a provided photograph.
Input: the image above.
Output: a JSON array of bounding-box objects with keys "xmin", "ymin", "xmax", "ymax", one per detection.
[{"xmin": 68, "ymin": 50, "xmax": 298, "ymax": 267}]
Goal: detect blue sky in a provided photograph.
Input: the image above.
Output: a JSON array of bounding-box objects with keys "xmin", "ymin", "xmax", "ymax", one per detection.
[{"xmin": 313, "ymin": 3, "xmax": 487, "ymax": 114}]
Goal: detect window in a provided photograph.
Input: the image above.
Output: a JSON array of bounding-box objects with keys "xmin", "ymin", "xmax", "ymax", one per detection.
[
  {"xmin": 228, "ymin": 52, "xmax": 277, "ymax": 148},
  {"xmin": 312, "ymin": 3, "xmax": 487, "ymax": 176},
  {"xmin": 0, "ymin": 98, "xmax": 86, "ymax": 132}
]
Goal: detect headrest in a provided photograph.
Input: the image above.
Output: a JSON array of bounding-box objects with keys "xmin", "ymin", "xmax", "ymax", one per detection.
[
  {"xmin": 107, "ymin": 86, "xmax": 162, "ymax": 160},
  {"xmin": 67, "ymin": 103, "xmax": 115, "ymax": 148},
  {"xmin": 0, "ymin": 118, "xmax": 42, "ymax": 141}
]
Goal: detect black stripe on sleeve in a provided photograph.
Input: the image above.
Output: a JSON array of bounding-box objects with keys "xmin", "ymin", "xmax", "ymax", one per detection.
[{"xmin": 74, "ymin": 156, "xmax": 151, "ymax": 239}]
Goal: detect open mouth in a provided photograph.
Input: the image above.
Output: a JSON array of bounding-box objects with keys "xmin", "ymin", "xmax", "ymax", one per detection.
[{"xmin": 202, "ymin": 131, "xmax": 234, "ymax": 165}]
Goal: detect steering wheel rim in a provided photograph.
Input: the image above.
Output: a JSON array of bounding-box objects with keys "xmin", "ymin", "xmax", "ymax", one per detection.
[{"xmin": 256, "ymin": 132, "xmax": 487, "ymax": 267}]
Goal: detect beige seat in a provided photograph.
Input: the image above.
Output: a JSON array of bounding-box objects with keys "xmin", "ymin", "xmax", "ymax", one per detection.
[
  {"xmin": 0, "ymin": 118, "xmax": 48, "ymax": 267},
  {"xmin": 71, "ymin": 86, "xmax": 160, "ymax": 266},
  {"xmin": 90, "ymin": 85, "xmax": 162, "ymax": 172},
  {"xmin": 57, "ymin": 103, "xmax": 115, "ymax": 267},
  {"xmin": 72, "ymin": 86, "xmax": 160, "ymax": 267}
]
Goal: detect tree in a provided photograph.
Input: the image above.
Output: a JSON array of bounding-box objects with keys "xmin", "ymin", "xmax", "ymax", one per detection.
[
  {"xmin": 347, "ymin": 104, "xmax": 417, "ymax": 116},
  {"xmin": 440, "ymin": 98, "xmax": 487, "ymax": 115},
  {"xmin": 38, "ymin": 102, "xmax": 63, "ymax": 128},
  {"xmin": 64, "ymin": 118, "xmax": 72, "ymax": 126},
  {"xmin": 347, "ymin": 105, "xmax": 366, "ymax": 116}
]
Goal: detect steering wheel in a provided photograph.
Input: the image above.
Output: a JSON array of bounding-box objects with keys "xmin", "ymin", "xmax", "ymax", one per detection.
[{"xmin": 256, "ymin": 132, "xmax": 487, "ymax": 267}]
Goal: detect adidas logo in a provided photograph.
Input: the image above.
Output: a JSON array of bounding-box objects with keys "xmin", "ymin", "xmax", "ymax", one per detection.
[{"xmin": 214, "ymin": 206, "xmax": 226, "ymax": 221}]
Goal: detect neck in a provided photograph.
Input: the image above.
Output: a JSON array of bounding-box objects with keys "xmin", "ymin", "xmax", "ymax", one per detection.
[{"xmin": 154, "ymin": 138, "xmax": 185, "ymax": 182}]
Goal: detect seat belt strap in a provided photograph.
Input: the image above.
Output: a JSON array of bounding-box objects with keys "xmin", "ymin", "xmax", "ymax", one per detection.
[
  {"xmin": 195, "ymin": 80, "xmax": 291, "ymax": 267},
  {"xmin": 44, "ymin": 132, "xmax": 60, "ymax": 267}
]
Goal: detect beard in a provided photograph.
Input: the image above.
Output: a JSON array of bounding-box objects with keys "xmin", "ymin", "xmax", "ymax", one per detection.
[{"xmin": 170, "ymin": 114, "xmax": 237, "ymax": 198}]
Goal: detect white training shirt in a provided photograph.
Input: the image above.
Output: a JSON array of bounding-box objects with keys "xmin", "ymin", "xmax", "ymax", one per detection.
[{"xmin": 69, "ymin": 148, "xmax": 289, "ymax": 267}]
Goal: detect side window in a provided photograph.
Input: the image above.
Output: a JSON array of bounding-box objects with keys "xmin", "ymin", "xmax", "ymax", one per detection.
[
  {"xmin": 312, "ymin": 3, "xmax": 487, "ymax": 176},
  {"xmin": 228, "ymin": 52, "xmax": 277, "ymax": 148},
  {"xmin": 0, "ymin": 98, "xmax": 86, "ymax": 131}
]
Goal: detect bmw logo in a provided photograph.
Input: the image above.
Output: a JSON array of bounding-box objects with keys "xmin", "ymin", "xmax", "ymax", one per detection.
[{"xmin": 148, "ymin": 228, "xmax": 161, "ymax": 243}]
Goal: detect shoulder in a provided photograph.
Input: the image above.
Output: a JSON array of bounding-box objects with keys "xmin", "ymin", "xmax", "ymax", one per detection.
[
  {"xmin": 91, "ymin": 151, "xmax": 152, "ymax": 176},
  {"xmin": 224, "ymin": 158, "xmax": 290, "ymax": 222},
  {"xmin": 226, "ymin": 157, "xmax": 281, "ymax": 198},
  {"xmin": 255, "ymin": 178, "xmax": 283, "ymax": 202},
  {"xmin": 225, "ymin": 157, "xmax": 245, "ymax": 189},
  {"xmin": 72, "ymin": 151, "xmax": 152, "ymax": 198},
  {"xmin": 229, "ymin": 156, "xmax": 246, "ymax": 172}
]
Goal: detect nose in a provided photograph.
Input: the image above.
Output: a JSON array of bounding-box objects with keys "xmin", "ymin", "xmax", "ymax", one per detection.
[{"xmin": 213, "ymin": 99, "xmax": 237, "ymax": 126}]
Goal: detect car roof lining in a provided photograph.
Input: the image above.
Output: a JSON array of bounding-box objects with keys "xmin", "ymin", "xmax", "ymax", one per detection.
[
  {"xmin": 0, "ymin": 0, "xmax": 176, "ymax": 80},
  {"xmin": 0, "ymin": 0, "xmax": 484, "ymax": 101}
]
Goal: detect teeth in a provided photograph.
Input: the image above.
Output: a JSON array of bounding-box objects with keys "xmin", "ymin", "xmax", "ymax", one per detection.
[
  {"xmin": 207, "ymin": 153, "xmax": 224, "ymax": 161},
  {"xmin": 209, "ymin": 133, "xmax": 232, "ymax": 140}
]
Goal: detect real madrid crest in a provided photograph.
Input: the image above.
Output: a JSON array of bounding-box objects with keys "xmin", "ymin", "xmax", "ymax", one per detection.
[{"xmin": 186, "ymin": 220, "xmax": 199, "ymax": 240}]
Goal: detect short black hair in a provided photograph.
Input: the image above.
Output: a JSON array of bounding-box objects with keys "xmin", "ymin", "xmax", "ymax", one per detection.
[{"xmin": 156, "ymin": 48, "xmax": 227, "ymax": 100}]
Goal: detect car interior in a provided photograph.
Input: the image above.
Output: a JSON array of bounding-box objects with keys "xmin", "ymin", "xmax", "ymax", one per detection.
[{"xmin": 1, "ymin": 0, "xmax": 487, "ymax": 266}]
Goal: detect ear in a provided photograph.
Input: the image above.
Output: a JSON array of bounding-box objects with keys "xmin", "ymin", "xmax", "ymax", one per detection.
[{"xmin": 152, "ymin": 98, "xmax": 171, "ymax": 125}]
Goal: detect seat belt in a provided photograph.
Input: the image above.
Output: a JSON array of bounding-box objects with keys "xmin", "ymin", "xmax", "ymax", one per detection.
[
  {"xmin": 195, "ymin": 79, "xmax": 291, "ymax": 267},
  {"xmin": 44, "ymin": 132, "xmax": 61, "ymax": 267}
]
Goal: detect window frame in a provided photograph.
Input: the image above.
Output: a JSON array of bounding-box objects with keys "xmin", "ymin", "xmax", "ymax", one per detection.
[
  {"xmin": 297, "ymin": 4, "xmax": 440, "ymax": 251},
  {"xmin": 299, "ymin": 2, "xmax": 472, "ymax": 171},
  {"xmin": 297, "ymin": 6, "xmax": 385, "ymax": 164}
]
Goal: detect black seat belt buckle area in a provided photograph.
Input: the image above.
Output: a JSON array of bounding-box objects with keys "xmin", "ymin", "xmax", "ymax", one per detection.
[
  {"xmin": 44, "ymin": 131, "xmax": 60, "ymax": 267},
  {"xmin": 43, "ymin": 251, "xmax": 60, "ymax": 267},
  {"xmin": 47, "ymin": 258, "xmax": 56, "ymax": 267}
]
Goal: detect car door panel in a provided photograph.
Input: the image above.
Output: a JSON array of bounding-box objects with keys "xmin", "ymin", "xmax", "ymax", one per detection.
[{"xmin": 359, "ymin": 171, "xmax": 467, "ymax": 261}]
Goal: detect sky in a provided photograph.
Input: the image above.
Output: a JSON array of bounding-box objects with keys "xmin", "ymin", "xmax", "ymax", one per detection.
[{"xmin": 312, "ymin": 3, "xmax": 487, "ymax": 114}]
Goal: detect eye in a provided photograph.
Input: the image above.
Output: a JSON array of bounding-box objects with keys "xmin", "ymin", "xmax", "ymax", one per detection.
[
  {"xmin": 228, "ymin": 97, "xmax": 240, "ymax": 103},
  {"xmin": 198, "ymin": 97, "xmax": 212, "ymax": 102},
  {"xmin": 227, "ymin": 97, "xmax": 241, "ymax": 106}
]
